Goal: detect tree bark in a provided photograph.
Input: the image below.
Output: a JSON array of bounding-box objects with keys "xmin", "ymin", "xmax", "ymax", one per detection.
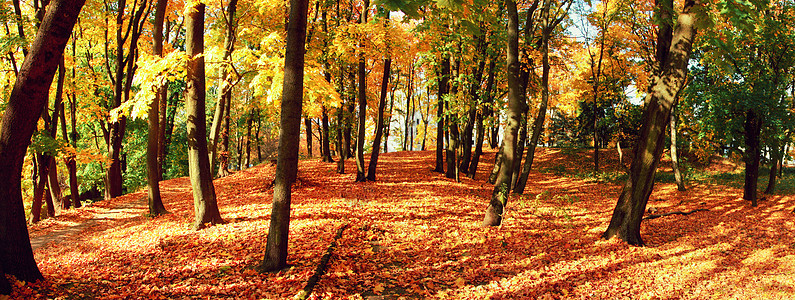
[
  {"xmin": 484, "ymin": 0, "xmax": 527, "ymax": 226},
  {"xmin": 185, "ymin": 3, "xmax": 224, "ymax": 229},
  {"xmin": 366, "ymin": 54, "xmax": 391, "ymax": 181},
  {"xmin": 0, "ymin": 0, "xmax": 84, "ymax": 290},
  {"xmin": 743, "ymin": 109, "xmax": 761, "ymax": 207},
  {"xmin": 305, "ymin": 116, "xmax": 313, "ymax": 157},
  {"xmin": 602, "ymin": 0, "xmax": 701, "ymax": 246},
  {"xmin": 321, "ymin": 105, "xmax": 334, "ymax": 162},
  {"xmin": 258, "ymin": 0, "xmax": 308, "ymax": 272},
  {"xmin": 354, "ymin": 0, "xmax": 369, "ymax": 182},
  {"xmin": 147, "ymin": 0, "xmax": 169, "ymax": 216},
  {"xmin": 217, "ymin": 99, "xmax": 232, "ymax": 177}
]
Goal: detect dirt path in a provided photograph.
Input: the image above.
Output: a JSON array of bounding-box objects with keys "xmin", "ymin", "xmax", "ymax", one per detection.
[{"xmin": 30, "ymin": 196, "xmax": 147, "ymax": 253}]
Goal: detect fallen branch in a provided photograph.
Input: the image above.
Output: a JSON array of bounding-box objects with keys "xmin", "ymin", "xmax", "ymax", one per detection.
[
  {"xmin": 643, "ymin": 208, "xmax": 708, "ymax": 220},
  {"xmin": 295, "ymin": 222, "xmax": 349, "ymax": 300}
]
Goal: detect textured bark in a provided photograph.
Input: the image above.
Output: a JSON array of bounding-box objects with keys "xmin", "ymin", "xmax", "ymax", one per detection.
[
  {"xmin": 185, "ymin": 3, "xmax": 224, "ymax": 229},
  {"xmin": 305, "ymin": 116, "xmax": 313, "ymax": 157},
  {"xmin": 354, "ymin": 0, "xmax": 369, "ymax": 182},
  {"xmin": 147, "ymin": 0, "xmax": 169, "ymax": 216},
  {"xmin": 217, "ymin": 98, "xmax": 232, "ymax": 178},
  {"xmin": 743, "ymin": 109, "xmax": 761, "ymax": 207},
  {"xmin": 321, "ymin": 105, "xmax": 334, "ymax": 162},
  {"xmin": 433, "ymin": 58, "xmax": 447, "ymax": 173},
  {"xmin": 603, "ymin": 0, "xmax": 701, "ymax": 246},
  {"xmin": 484, "ymin": 0, "xmax": 527, "ymax": 227},
  {"xmin": 258, "ymin": 0, "xmax": 308, "ymax": 272},
  {"xmin": 367, "ymin": 55, "xmax": 391, "ymax": 181},
  {"xmin": 0, "ymin": 0, "xmax": 84, "ymax": 290}
]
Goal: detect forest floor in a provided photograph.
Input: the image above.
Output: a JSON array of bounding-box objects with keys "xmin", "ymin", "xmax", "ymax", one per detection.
[{"xmin": 17, "ymin": 148, "xmax": 795, "ymax": 299}]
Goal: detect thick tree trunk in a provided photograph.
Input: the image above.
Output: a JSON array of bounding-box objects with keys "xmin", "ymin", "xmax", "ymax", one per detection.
[
  {"xmin": 0, "ymin": 0, "xmax": 84, "ymax": 290},
  {"xmin": 185, "ymin": 3, "xmax": 224, "ymax": 229},
  {"xmin": 367, "ymin": 56, "xmax": 391, "ymax": 181},
  {"xmin": 743, "ymin": 109, "xmax": 761, "ymax": 207},
  {"xmin": 484, "ymin": 0, "xmax": 527, "ymax": 227},
  {"xmin": 258, "ymin": 0, "xmax": 308, "ymax": 272},
  {"xmin": 670, "ymin": 107, "xmax": 686, "ymax": 191},
  {"xmin": 147, "ymin": 0, "xmax": 169, "ymax": 216},
  {"xmin": 603, "ymin": 0, "xmax": 700, "ymax": 246}
]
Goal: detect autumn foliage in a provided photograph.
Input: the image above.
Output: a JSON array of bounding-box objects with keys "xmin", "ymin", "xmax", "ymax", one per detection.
[{"xmin": 17, "ymin": 149, "xmax": 795, "ymax": 299}]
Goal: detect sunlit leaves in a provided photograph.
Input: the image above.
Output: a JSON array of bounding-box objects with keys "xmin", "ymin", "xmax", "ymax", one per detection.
[{"xmin": 111, "ymin": 51, "xmax": 189, "ymax": 121}]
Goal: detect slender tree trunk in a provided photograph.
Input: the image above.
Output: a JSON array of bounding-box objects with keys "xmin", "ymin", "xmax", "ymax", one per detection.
[
  {"xmin": 217, "ymin": 98, "xmax": 232, "ymax": 177},
  {"xmin": 321, "ymin": 105, "xmax": 334, "ymax": 162},
  {"xmin": 515, "ymin": 1, "xmax": 554, "ymax": 194},
  {"xmin": 603, "ymin": 0, "xmax": 701, "ymax": 246},
  {"xmin": 743, "ymin": 109, "xmax": 761, "ymax": 207},
  {"xmin": 470, "ymin": 59, "xmax": 496, "ymax": 179},
  {"xmin": 245, "ymin": 111, "xmax": 253, "ymax": 168},
  {"xmin": 765, "ymin": 141, "xmax": 779, "ymax": 194},
  {"xmin": 30, "ymin": 154, "xmax": 49, "ymax": 223},
  {"xmin": 484, "ymin": 0, "xmax": 527, "ymax": 226},
  {"xmin": 670, "ymin": 106, "xmax": 685, "ymax": 191},
  {"xmin": 147, "ymin": 0, "xmax": 169, "ymax": 216},
  {"xmin": 305, "ymin": 116, "xmax": 313, "ymax": 157},
  {"xmin": 0, "ymin": 0, "xmax": 84, "ymax": 290},
  {"xmin": 366, "ymin": 58, "xmax": 391, "ymax": 181},
  {"xmin": 354, "ymin": 0, "xmax": 369, "ymax": 182},
  {"xmin": 258, "ymin": 0, "xmax": 308, "ymax": 272},
  {"xmin": 209, "ymin": 0, "xmax": 238, "ymax": 176},
  {"xmin": 185, "ymin": 2, "xmax": 224, "ymax": 229}
]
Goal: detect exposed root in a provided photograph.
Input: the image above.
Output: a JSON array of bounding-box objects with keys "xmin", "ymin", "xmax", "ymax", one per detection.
[{"xmin": 643, "ymin": 208, "xmax": 708, "ymax": 220}]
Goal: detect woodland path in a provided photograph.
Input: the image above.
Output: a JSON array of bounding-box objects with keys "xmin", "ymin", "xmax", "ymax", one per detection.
[{"xmin": 30, "ymin": 196, "xmax": 147, "ymax": 253}]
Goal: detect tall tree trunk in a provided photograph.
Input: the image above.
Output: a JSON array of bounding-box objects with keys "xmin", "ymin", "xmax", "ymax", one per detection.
[
  {"xmin": 765, "ymin": 141, "xmax": 779, "ymax": 194},
  {"xmin": 670, "ymin": 106, "xmax": 686, "ymax": 191},
  {"xmin": 383, "ymin": 78, "xmax": 396, "ymax": 154},
  {"xmin": 515, "ymin": 0, "xmax": 555, "ymax": 194},
  {"xmin": 147, "ymin": 0, "xmax": 169, "ymax": 216},
  {"xmin": 354, "ymin": 0, "xmax": 369, "ymax": 182},
  {"xmin": 602, "ymin": 0, "xmax": 701, "ymax": 246},
  {"xmin": 484, "ymin": 0, "xmax": 527, "ymax": 226},
  {"xmin": 209, "ymin": 0, "xmax": 238, "ymax": 176},
  {"xmin": 258, "ymin": 0, "xmax": 308, "ymax": 272},
  {"xmin": 30, "ymin": 153, "xmax": 49, "ymax": 223},
  {"xmin": 0, "ymin": 0, "xmax": 84, "ymax": 290},
  {"xmin": 433, "ymin": 60, "xmax": 447, "ymax": 173},
  {"xmin": 245, "ymin": 111, "xmax": 253, "ymax": 168},
  {"xmin": 185, "ymin": 2, "xmax": 224, "ymax": 229},
  {"xmin": 336, "ymin": 71, "xmax": 348, "ymax": 173},
  {"xmin": 743, "ymin": 109, "xmax": 761, "ymax": 207},
  {"xmin": 367, "ymin": 55, "xmax": 391, "ymax": 181}
]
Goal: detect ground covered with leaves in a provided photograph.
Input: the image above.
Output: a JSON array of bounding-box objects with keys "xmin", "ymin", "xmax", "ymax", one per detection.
[{"xmin": 17, "ymin": 149, "xmax": 795, "ymax": 299}]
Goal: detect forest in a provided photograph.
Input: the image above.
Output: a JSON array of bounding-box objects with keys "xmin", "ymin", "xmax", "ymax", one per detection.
[{"xmin": 1, "ymin": 0, "xmax": 795, "ymax": 298}]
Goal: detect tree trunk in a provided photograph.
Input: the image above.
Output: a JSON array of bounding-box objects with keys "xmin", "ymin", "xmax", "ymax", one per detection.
[
  {"xmin": 366, "ymin": 54, "xmax": 391, "ymax": 181},
  {"xmin": 670, "ymin": 106, "xmax": 686, "ymax": 191},
  {"xmin": 305, "ymin": 116, "xmax": 313, "ymax": 157},
  {"xmin": 185, "ymin": 2, "xmax": 224, "ymax": 229},
  {"xmin": 147, "ymin": 0, "xmax": 169, "ymax": 216},
  {"xmin": 484, "ymin": 0, "xmax": 527, "ymax": 226},
  {"xmin": 30, "ymin": 154, "xmax": 49, "ymax": 223},
  {"xmin": 321, "ymin": 105, "xmax": 334, "ymax": 162},
  {"xmin": 743, "ymin": 109, "xmax": 761, "ymax": 207},
  {"xmin": 433, "ymin": 61, "xmax": 447, "ymax": 173},
  {"xmin": 515, "ymin": 1, "xmax": 553, "ymax": 194},
  {"xmin": 354, "ymin": 0, "xmax": 369, "ymax": 182},
  {"xmin": 217, "ymin": 99, "xmax": 232, "ymax": 177},
  {"xmin": 209, "ymin": 0, "xmax": 238, "ymax": 176},
  {"xmin": 469, "ymin": 59, "xmax": 497, "ymax": 179},
  {"xmin": 602, "ymin": 0, "xmax": 701, "ymax": 246},
  {"xmin": 0, "ymin": 0, "xmax": 84, "ymax": 290},
  {"xmin": 765, "ymin": 142, "xmax": 779, "ymax": 195},
  {"xmin": 258, "ymin": 0, "xmax": 308, "ymax": 272},
  {"xmin": 245, "ymin": 111, "xmax": 253, "ymax": 168}
]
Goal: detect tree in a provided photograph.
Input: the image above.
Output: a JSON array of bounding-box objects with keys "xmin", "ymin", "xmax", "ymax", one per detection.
[
  {"xmin": 484, "ymin": 0, "xmax": 528, "ymax": 227},
  {"xmin": 354, "ymin": 0, "xmax": 370, "ymax": 182},
  {"xmin": 146, "ymin": 0, "xmax": 170, "ymax": 217},
  {"xmin": 602, "ymin": 0, "xmax": 702, "ymax": 246},
  {"xmin": 366, "ymin": 13, "xmax": 393, "ymax": 182},
  {"xmin": 258, "ymin": 0, "xmax": 309, "ymax": 272},
  {"xmin": 0, "ymin": 0, "xmax": 85, "ymax": 292},
  {"xmin": 185, "ymin": 2, "xmax": 224, "ymax": 230}
]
